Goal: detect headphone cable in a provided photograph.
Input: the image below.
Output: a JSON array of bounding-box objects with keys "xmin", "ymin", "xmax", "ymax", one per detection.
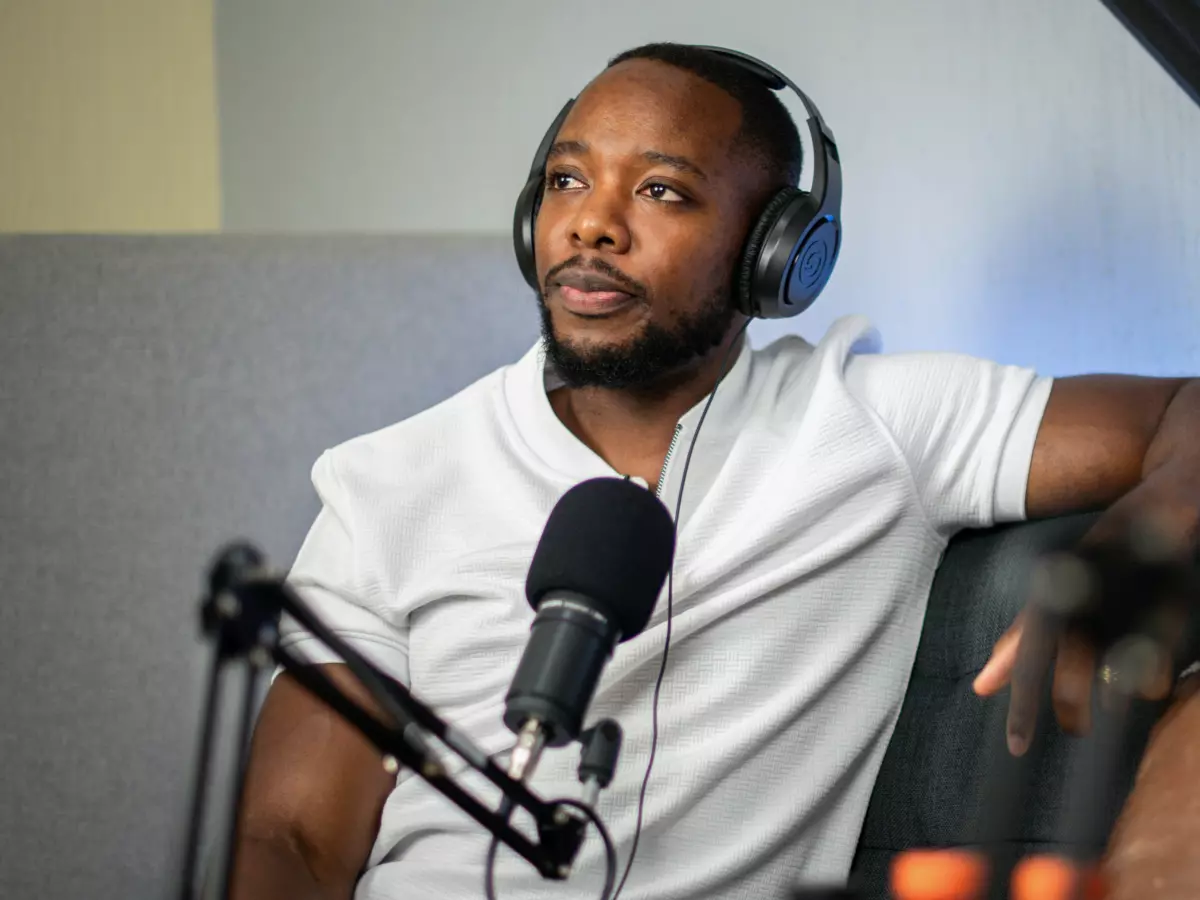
[{"xmin": 611, "ymin": 317, "xmax": 752, "ymax": 900}]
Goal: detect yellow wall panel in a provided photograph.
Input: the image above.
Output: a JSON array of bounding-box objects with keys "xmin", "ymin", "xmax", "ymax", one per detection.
[{"xmin": 0, "ymin": 0, "xmax": 220, "ymax": 231}]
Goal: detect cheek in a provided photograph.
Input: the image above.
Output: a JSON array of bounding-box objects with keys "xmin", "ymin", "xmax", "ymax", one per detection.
[
  {"xmin": 642, "ymin": 220, "xmax": 743, "ymax": 309},
  {"xmin": 532, "ymin": 200, "xmax": 575, "ymax": 278}
]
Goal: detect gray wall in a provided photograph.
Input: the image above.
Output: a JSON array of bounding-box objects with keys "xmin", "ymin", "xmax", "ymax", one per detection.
[
  {"xmin": 0, "ymin": 235, "xmax": 537, "ymax": 900},
  {"xmin": 216, "ymin": 0, "xmax": 1200, "ymax": 376}
]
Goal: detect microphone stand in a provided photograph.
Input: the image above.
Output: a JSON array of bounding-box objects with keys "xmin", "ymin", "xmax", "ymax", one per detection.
[{"xmin": 178, "ymin": 543, "xmax": 593, "ymax": 900}]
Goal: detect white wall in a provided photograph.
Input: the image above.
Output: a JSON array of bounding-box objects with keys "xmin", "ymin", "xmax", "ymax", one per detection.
[{"xmin": 215, "ymin": 0, "xmax": 1200, "ymax": 377}]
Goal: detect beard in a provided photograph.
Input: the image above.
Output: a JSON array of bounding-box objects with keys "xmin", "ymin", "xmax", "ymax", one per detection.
[{"xmin": 538, "ymin": 285, "xmax": 736, "ymax": 391}]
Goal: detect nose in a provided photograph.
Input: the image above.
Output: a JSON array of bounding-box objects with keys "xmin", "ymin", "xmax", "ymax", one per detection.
[{"xmin": 567, "ymin": 182, "xmax": 632, "ymax": 255}]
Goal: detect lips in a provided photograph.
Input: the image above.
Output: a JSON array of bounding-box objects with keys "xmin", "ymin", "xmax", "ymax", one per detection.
[{"xmin": 551, "ymin": 271, "xmax": 639, "ymax": 316}]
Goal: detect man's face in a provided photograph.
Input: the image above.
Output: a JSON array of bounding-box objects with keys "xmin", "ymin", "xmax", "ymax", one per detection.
[{"xmin": 534, "ymin": 60, "xmax": 770, "ymax": 390}]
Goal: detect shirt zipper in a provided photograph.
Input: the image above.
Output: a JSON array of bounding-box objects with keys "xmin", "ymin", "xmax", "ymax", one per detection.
[{"xmin": 655, "ymin": 423, "xmax": 684, "ymax": 501}]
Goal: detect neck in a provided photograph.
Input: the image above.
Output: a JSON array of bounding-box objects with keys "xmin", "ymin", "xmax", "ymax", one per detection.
[{"xmin": 547, "ymin": 328, "xmax": 745, "ymax": 488}]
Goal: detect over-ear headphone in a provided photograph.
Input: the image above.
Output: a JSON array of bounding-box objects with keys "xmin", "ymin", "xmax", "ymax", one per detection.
[{"xmin": 512, "ymin": 45, "xmax": 842, "ymax": 320}]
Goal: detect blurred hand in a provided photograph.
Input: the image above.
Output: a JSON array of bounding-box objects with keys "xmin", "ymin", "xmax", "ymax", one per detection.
[{"xmin": 972, "ymin": 519, "xmax": 1197, "ymax": 756}]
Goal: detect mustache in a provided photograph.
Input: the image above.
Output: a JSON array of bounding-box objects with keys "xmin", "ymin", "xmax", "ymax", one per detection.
[{"xmin": 542, "ymin": 256, "xmax": 648, "ymax": 298}]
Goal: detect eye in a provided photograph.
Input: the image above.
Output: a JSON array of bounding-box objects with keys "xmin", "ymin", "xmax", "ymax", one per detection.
[
  {"xmin": 640, "ymin": 182, "xmax": 687, "ymax": 203},
  {"xmin": 546, "ymin": 171, "xmax": 584, "ymax": 191}
]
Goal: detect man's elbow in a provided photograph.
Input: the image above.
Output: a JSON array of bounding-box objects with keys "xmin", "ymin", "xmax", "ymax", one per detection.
[{"xmin": 230, "ymin": 819, "xmax": 354, "ymax": 900}]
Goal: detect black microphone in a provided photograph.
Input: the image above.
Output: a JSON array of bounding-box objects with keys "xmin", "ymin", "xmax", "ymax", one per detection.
[{"xmin": 503, "ymin": 477, "xmax": 675, "ymax": 782}]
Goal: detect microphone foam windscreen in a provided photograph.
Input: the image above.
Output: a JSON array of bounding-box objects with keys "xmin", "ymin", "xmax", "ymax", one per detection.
[{"xmin": 526, "ymin": 477, "xmax": 676, "ymax": 640}]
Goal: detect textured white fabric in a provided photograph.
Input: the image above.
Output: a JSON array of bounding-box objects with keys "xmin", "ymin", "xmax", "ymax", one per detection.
[{"xmin": 281, "ymin": 314, "xmax": 1053, "ymax": 900}]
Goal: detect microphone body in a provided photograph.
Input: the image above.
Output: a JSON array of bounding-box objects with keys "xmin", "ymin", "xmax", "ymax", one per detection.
[
  {"xmin": 503, "ymin": 478, "xmax": 675, "ymax": 781},
  {"xmin": 504, "ymin": 590, "xmax": 622, "ymax": 747}
]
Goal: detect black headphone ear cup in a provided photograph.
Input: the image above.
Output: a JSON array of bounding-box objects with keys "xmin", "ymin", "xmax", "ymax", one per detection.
[
  {"xmin": 513, "ymin": 100, "xmax": 576, "ymax": 293},
  {"xmin": 513, "ymin": 176, "xmax": 544, "ymax": 292},
  {"xmin": 735, "ymin": 188, "xmax": 804, "ymax": 317},
  {"xmin": 737, "ymin": 188, "xmax": 840, "ymax": 319}
]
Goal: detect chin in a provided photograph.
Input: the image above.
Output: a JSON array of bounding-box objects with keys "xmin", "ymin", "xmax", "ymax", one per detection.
[{"xmin": 548, "ymin": 304, "xmax": 647, "ymax": 343}]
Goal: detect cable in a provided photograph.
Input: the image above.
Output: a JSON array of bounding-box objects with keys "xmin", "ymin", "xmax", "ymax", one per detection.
[
  {"xmin": 484, "ymin": 835, "xmax": 502, "ymax": 900},
  {"xmin": 484, "ymin": 798, "xmax": 618, "ymax": 900},
  {"xmin": 611, "ymin": 319, "xmax": 753, "ymax": 900},
  {"xmin": 483, "ymin": 798, "xmax": 514, "ymax": 900},
  {"xmin": 557, "ymin": 799, "xmax": 619, "ymax": 900}
]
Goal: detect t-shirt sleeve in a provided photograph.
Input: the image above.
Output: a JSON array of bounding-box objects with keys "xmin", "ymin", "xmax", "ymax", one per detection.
[
  {"xmin": 844, "ymin": 351, "xmax": 1054, "ymax": 535},
  {"xmin": 279, "ymin": 450, "xmax": 411, "ymax": 685}
]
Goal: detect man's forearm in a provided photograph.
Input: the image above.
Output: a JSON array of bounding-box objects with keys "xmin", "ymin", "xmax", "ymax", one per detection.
[
  {"xmin": 1105, "ymin": 677, "xmax": 1200, "ymax": 900},
  {"xmin": 230, "ymin": 834, "xmax": 353, "ymax": 900}
]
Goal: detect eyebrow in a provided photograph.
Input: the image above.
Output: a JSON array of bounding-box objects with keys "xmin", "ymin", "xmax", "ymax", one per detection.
[
  {"xmin": 642, "ymin": 150, "xmax": 708, "ymax": 181},
  {"xmin": 547, "ymin": 140, "xmax": 589, "ymax": 160},
  {"xmin": 547, "ymin": 141, "xmax": 708, "ymax": 181}
]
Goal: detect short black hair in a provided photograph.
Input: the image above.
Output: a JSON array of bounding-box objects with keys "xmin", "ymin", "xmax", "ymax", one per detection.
[{"xmin": 607, "ymin": 42, "xmax": 803, "ymax": 189}]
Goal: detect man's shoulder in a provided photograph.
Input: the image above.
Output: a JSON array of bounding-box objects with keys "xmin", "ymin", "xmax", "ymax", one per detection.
[
  {"xmin": 758, "ymin": 314, "xmax": 1005, "ymax": 395},
  {"xmin": 754, "ymin": 312, "xmax": 879, "ymax": 356},
  {"xmin": 746, "ymin": 316, "xmax": 1008, "ymax": 426},
  {"xmin": 748, "ymin": 314, "xmax": 881, "ymax": 392},
  {"xmin": 322, "ymin": 355, "xmax": 522, "ymax": 484}
]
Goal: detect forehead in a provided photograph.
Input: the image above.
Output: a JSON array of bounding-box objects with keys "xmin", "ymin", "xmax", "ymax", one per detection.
[{"xmin": 559, "ymin": 59, "xmax": 745, "ymax": 168}]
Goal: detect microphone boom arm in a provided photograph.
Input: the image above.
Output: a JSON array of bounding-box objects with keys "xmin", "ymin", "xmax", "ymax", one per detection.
[
  {"xmin": 272, "ymin": 586, "xmax": 585, "ymax": 876},
  {"xmin": 272, "ymin": 646, "xmax": 573, "ymax": 874},
  {"xmin": 180, "ymin": 553, "xmax": 588, "ymax": 900}
]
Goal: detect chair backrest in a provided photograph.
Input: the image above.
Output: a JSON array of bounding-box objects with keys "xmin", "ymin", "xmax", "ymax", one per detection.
[{"xmin": 850, "ymin": 513, "xmax": 1166, "ymax": 898}]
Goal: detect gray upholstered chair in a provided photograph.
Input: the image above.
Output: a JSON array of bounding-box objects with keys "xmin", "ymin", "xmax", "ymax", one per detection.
[{"xmin": 849, "ymin": 512, "xmax": 1165, "ymax": 899}]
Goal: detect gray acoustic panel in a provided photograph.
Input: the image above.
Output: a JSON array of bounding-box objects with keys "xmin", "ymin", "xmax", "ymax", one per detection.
[{"xmin": 0, "ymin": 235, "xmax": 537, "ymax": 900}]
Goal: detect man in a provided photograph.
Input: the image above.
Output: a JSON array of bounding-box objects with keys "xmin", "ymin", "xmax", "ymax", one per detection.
[{"xmin": 231, "ymin": 44, "xmax": 1200, "ymax": 899}]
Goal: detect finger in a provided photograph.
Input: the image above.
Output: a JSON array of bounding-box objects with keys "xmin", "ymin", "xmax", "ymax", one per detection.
[
  {"xmin": 973, "ymin": 615, "xmax": 1024, "ymax": 696},
  {"xmin": 1051, "ymin": 633, "xmax": 1094, "ymax": 735},
  {"xmin": 1099, "ymin": 635, "xmax": 1177, "ymax": 708},
  {"xmin": 1007, "ymin": 610, "xmax": 1060, "ymax": 757},
  {"xmin": 1143, "ymin": 651, "xmax": 1176, "ymax": 701},
  {"xmin": 1137, "ymin": 628, "xmax": 1176, "ymax": 700},
  {"xmin": 1141, "ymin": 604, "xmax": 1189, "ymax": 701}
]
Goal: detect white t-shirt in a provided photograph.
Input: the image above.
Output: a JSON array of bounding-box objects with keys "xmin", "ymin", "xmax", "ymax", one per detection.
[{"xmin": 282, "ymin": 314, "xmax": 1053, "ymax": 900}]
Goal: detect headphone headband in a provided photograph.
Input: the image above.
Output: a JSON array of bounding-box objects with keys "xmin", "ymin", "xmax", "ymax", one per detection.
[
  {"xmin": 689, "ymin": 46, "xmax": 837, "ymax": 148},
  {"xmin": 690, "ymin": 46, "xmax": 842, "ymax": 228}
]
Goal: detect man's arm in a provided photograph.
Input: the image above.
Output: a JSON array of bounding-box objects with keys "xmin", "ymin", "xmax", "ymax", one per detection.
[
  {"xmin": 1023, "ymin": 374, "xmax": 1196, "ymax": 522},
  {"xmin": 230, "ymin": 664, "xmax": 396, "ymax": 900}
]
